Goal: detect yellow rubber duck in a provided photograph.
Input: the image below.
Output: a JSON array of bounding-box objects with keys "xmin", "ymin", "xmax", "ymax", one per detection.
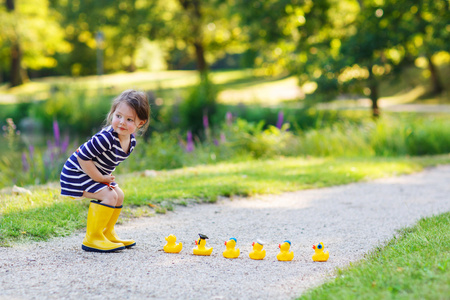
[
  {"xmin": 312, "ymin": 242, "xmax": 329, "ymax": 262},
  {"xmin": 163, "ymin": 234, "xmax": 183, "ymax": 253},
  {"xmin": 223, "ymin": 237, "xmax": 240, "ymax": 259},
  {"xmin": 193, "ymin": 233, "xmax": 213, "ymax": 256},
  {"xmin": 277, "ymin": 240, "xmax": 294, "ymax": 261},
  {"xmin": 249, "ymin": 239, "xmax": 266, "ymax": 260}
]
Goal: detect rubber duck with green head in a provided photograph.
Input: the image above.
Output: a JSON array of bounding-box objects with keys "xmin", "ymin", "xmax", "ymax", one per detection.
[{"xmin": 193, "ymin": 233, "xmax": 213, "ymax": 256}]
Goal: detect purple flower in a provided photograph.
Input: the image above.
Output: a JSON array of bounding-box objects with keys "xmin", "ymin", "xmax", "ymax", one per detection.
[
  {"xmin": 186, "ymin": 130, "xmax": 194, "ymax": 152},
  {"xmin": 276, "ymin": 111, "xmax": 284, "ymax": 129},
  {"xmin": 61, "ymin": 135, "xmax": 69, "ymax": 153},
  {"xmin": 22, "ymin": 152, "xmax": 29, "ymax": 172},
  {"xmin": 53, "ymin": 120, "xmax": 60, "ymax": 147},
  {"xmin": 203, "ymin": 113, "xmax": 209, "ymax": 130},
  {"xmin": 28, "ymin": 145, "xmax": 34, "ymax": 161},
  {"xmin": 213, "ymin": 139, "xmax": 219, "ymax": 146},
  {"xmin": 226, "ymin": 112, "xmax": 233, "ymax": 126},
  {"xmin": 220, "ymin": 132, "xmax": 226, "ymax": 143},
  {"xmin": 47, "ymin": 139, "xmax": 53, "ymax": 152},
  {"xmin": 50, "ymin": 151, "xmax": 55, "ymax": 165}
]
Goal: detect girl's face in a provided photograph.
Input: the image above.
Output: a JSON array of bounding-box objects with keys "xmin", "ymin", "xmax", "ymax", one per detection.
[{"xmin": 111, "ymin": 102, "xmax": 145, "ymax": 138}]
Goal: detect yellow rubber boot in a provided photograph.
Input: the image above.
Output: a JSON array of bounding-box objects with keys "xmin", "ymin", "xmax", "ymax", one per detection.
[
  {"xmin": 82, "ymin": 201, "xmax": 125, "ymax": 252},
  {"xmin": 103, "ymin": 206, "xmax": 136, "ymax": 248}
]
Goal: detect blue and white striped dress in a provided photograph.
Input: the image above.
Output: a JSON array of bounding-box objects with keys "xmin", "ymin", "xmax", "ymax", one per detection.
[{"xmin": 60, "ymin": 126, "xmax": 136, "ymax": 198}]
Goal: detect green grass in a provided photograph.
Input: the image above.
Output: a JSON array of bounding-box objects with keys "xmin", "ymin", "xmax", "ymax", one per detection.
[
  {"xmin": 122, "ymin": 156, "xmax": 449, "ymax": 205},
  {"xmin": 299, "ymin": 212, "xmax": 450, "ymax": 300},
  {"xmin": 1, "ymin": 155, "xmax": 449, "ymax": 246}
]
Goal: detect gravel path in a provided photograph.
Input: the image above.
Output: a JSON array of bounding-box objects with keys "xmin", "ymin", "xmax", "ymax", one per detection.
[{"xmin": 1, "ymin": 165, "xmax": 450, "ymax": 300}]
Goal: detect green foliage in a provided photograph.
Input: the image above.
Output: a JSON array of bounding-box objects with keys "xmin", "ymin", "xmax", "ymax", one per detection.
[
  {"xmin": 216, "ymin": 105, "xmax": 352, "ymax": 131},
  {"xmin": 0, "ymin": 0, "xmax": 69, "ymax": 81},
  {"xmin": 224, "ymin": 119, "xmax": 293, "ymax": 158},
  {"xmin": 35, "ymin": 87, "xmax": 111, "ymax": 134},
  {"xmin": 299, "ymin": 212, "xmax": 450, "ymax": 300},
  {"xmin": 179, "ymin": 74, "xmax": 218, "ymax": 135},
  {"xmin": 0, "ymin": 117, "xmax": 76, "ymax": 187},
  {"xmin": 0, "ymin": 86, "xmax": 112, "ymax": 135},
  {"xmin": 1, "ymin": 111, "xmax": 450, "ymax": 189},
  {"xmin": 371, "ymin": 115, "xmax": 450, "ymax": 156}
]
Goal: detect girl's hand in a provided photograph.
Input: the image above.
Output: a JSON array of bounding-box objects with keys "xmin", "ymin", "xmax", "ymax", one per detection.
[{"xmin": 102, "ymin": 174, "xmax": 115, "ymax": 184}]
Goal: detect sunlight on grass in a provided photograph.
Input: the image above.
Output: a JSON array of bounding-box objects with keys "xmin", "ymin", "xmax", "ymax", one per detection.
[
  {"xmin": 379, "ymin": 85, "xmax": 427, "ymax": 106},
  {"xmin": 218, "ymin": 76, "xmax": 304, "ymax": 105},
  {"xmin": 122, "ymin": 156, "xmax": 446, "ymax": 206},
  {"xmin": 2, "ymin": 66, "xmax": 449, "ymax": 107},
  {"xmin": 209, "ymin": 69, "xmax": 257, "ymax": 84},
  {"xmin": 0, "ymin": 70, "xmax": 200, "ymax": 104}
]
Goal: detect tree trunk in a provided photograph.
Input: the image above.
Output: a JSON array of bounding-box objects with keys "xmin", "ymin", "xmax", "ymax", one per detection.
[
  {"xmin": 127, "ymin": 48, "xmax": 137, "ymax": 73},
  {"xmin": 427, "ymin": 55, "xmax": 443, "ymax": 95},
  {"xmin": 369, "ymin": 68, "xmax": 380, "ymax": 118},
  {"xmin": 10, "ymin": 43, "xmax": 24, "ymax": 87},
  {"xmin": 179, "ymin": 0, "xmax": 208, "ymax": 75},
  {"xmin": 6, "ymin": 0, "xmax": 27, "ymax": 87},
  {"xmin": 194, "ymin": 42, "xmax": 207, "ymax": 74}
]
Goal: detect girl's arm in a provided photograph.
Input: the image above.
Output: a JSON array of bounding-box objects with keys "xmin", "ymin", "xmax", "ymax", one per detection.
[{"xmin": 77, "ymin": 157, "xmax": 115, "ymax": 183}]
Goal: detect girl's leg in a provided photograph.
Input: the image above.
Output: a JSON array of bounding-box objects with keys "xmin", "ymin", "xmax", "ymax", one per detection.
[
  {"xmin": 83, "ymin": 188, "xmax": 118, "ymax": 207},
  {"xmin": 103, "ymin": 186, "xmax": 136, "ymax": 248},
  {"xmin": 114, "ymin": 186, "xmax": 124, "ymax": 206},
  {"xmin": 81, "ymin": 198, "xmax": 125, "ymax": 252}
]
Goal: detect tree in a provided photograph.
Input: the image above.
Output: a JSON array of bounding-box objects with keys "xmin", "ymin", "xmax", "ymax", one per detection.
[
  {"xmin": 295, "ymin": 0, "xmax": 418, "ymax": 117},
  {"xmin": 3, "ymin": 0, "xmax": 26, "ymax": 86},
  {"xmin": 170, "ymin": 0, "xmax": 244, "ymax": 74},
  {"xmin": 178, "ymin": 0, "xmax": 207, "ymax": 74},
  {"xmin": 48, "ymin": 0, "xmax": 165, "ymax": 75},
  {"xmin": 1, "ymin": 0, "xmax": 69, "ymax": 86},
  {"xmin": 403, "ymin": 0, "xmax": 449, "ymax": 95}
]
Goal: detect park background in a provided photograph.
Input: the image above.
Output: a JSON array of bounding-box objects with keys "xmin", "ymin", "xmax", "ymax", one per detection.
[
  {"xmin": 0, "ymin": 1, "xmax": 450, "ymax": 298},
  {"xmin": 1, "ymin": 0, "xmax": 449, "ymax": 188}
]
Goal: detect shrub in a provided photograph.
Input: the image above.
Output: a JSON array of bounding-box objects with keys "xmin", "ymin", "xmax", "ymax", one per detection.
[{"xmin": 179, "ymin": 74, "xmax": 218, "ymax": 137}]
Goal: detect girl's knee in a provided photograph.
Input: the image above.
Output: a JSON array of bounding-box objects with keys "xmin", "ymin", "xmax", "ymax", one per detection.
[
  {"xmin": 101, "ymin": 190, "xmax": 119, "ymax": 206},
  {"xmin": 115, "ymin": 187, "xmax": 124, "ymax": 206}
]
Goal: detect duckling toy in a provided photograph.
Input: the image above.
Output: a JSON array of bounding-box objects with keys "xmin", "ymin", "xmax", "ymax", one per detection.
[
  {"xmin": 163, "ymin": 234, "xmax": 183, "ymax": 253},
  {"xmin": 193, "ymin": 233, "xmax": 213, "ymax": 256},
  {"xmin": 249, "ymin": 239, "xmax": 266, "ymax": 260},
  {"xmin": 277, "ymin": 240, "xmax": 294, "ymax": 261},
  {"xmin": 223, "ymin": 237, "xmax": 240, "ymax": 259},
  {"xmin": 312, "ymin": 242, "xmax": 329, "ymax": 262}
]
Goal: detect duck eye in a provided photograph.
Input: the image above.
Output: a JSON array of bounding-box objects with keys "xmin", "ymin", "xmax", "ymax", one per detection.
[{"xmin": 318, "ymin": 244, "xmax": 322, "ymax": 249}]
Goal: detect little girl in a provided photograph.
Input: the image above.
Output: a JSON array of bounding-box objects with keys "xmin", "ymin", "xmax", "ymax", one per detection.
[{"xmin": 60, "ymin": 89, "xmax": 150, "ymax": 252}]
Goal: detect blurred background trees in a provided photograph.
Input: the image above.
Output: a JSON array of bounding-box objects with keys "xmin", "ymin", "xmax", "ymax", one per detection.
[
  {"xmin": 0, "ymin": 0, "xmax": 449, "ymax": 188},
  {"xmin": 0, "ymin": 0, "xmax": 449, "ymax": 115}
]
